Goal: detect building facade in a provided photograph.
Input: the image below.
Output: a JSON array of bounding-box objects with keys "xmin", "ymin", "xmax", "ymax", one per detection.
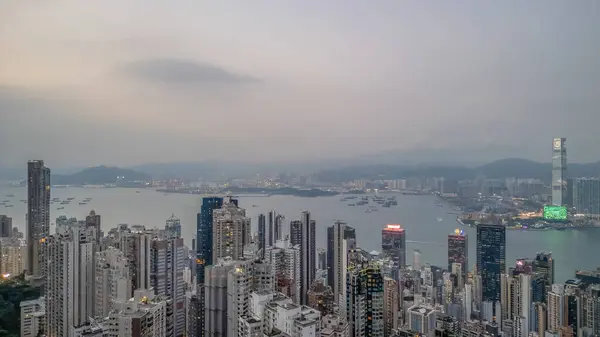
[
  {"xmin": 476, "ymin": 223, "xmax": 506, "ymax": 303},
  {"xmin": 552, "ymin": 137, "xmax": 567, "ymax": 206},
  {"xmin": 26, "ymin": 160, "xmax": 51, "ymax": 278}
]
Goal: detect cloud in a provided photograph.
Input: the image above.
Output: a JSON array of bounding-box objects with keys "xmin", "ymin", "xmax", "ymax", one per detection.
[{"xmin": 118, "ymin": 58, "xmax": 260, "ymax": 85}]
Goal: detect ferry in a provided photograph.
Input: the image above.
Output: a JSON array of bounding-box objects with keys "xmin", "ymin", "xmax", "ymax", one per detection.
[
  {"xmin": 57, "ymin": 207, "xmax": 64, "ymax": 210},
  {"xmin": 5, "ymin": 205, "xmax": 13, "ymax": 208},
  {"xmin": 437, "ymin": 217, "xmax": 443, "ymax": 222},
  {"xmin": 67, "ymin": 197, "xmax": 75, "ymax": 200},
  {"xmin": 60, "ymin": 201, "xmax": 69, "ymax": 204},
  {"xmin": 79, "ymin": 202, "xmax": 88, "ymax": 205},
  {"xmin": 5, "ymin": 194, "xmax": 14, "ymax": 197}
]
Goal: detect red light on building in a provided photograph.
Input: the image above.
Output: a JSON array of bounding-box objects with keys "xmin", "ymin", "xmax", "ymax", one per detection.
[{"xmin": 384, "ymin": 224, "xmax": 404, "ymax": 231}]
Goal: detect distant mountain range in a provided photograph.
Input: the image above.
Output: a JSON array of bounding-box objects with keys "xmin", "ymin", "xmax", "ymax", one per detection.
[
  {"xmin": 52, "ymin": 166, "xmax": 151, "ymax": 185},
  {"xmin": 312, "ymin": 158, "xmax": 600, "ymax": 183},
  {"xmin": 2, "ymin": 158, "xmax": 600, "ymax": 184}
]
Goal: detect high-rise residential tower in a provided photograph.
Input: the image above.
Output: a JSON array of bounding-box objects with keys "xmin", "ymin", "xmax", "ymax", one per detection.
[
  {"xmin": 212, "ymin": 201, "xmax": 251, "ymax": 262},
  {"xmin": 265, "ymin": 239, "xmax": 301, "ymax": 302},
  {"xmin": 552, "ymin": 137, "xmax": 567, "ymax": 206},
  {"xmin": 572, "ymin": 178, "xmax": 600, "ymax": 219},
  {"xmin": 381, "ymin": 224, "xmax": 406, "ymax": 269},
  {"xmin": 257, "ymin": 214, "xmax": 266, "ymax": 259},
  {"xmin": 45, "ymin": 219, "xmax": 96, "ymax": 337},
  {"xmin": 289, "ymin": 220, "xmax": 301, "ymax": 246},
  {"xmin": 533, "ymin": 252, "xmax": 554, "ymax": 298},
  {"xmin": 448, "ymin": 228, "xmax": 468, "ymax": 280},
  {"xmin": 0, "ymin": 215, "xmax": 12, "ymax": 238},
  {"xmin": 476, "ymin": 222, "xmax": 506, "ymax": 303},
  {"xmin": 26, "ymin": 160, "xmax": 50, "ymax": 278},
  {"xmin": 196, "ymin": 197, "xmax": 223, "ymax": 284},
  {"xmin": 268, "ymin": 210, "xmax": 276, "ymax": 246},
  {"xmin": 327, "ymin": 221, "xmax": 352, "ymax": 304},
  {"xmin": 300, "ymin": 211, "xmax": 316, "ymax": 305}
]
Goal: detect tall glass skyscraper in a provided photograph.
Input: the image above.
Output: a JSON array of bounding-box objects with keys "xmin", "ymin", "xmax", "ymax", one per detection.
[
  {"xmin": 572, "ymin": 178, "xmax": 600, "ymax": 219},
  {"xmin": 476, "ymin": 222, "xmax": 506, "ymax": 302},
  {"xmin": 381, "ymin": 224, "xmax": 406, "ymax": 269},
  {"xmin": 196, "ymin": 197, "xmax": 223, "ymax": 284},
  {"xmin": 27, "ymin": 160, "xmax": 50, "ymax": 279},
  {"xmin": 552, "ymin": 137, "xmax": 567, "ymax": 206}
]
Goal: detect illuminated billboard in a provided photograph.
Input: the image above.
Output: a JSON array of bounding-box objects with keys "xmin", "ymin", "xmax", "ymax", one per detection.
[{"xmin": 543, "ymin": 205, "xmax": 567, "ymax": 220}]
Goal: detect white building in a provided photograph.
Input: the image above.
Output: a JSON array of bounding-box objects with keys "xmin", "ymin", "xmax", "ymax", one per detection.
[
  {"xmin": 20, "ymin": 296, "xmax": 45, "ymax": 337},
  {"xmin": 330, "ymin": 221, "xmax": 349, "ymax": 307},
  {"xmin": 107, "ymin": 289, "xmax": 168, "ymax": 337},
  {"xmin": 321, "ymin": 314, "xmax": 349, "ymax": 337},
  {"xmin": 212, "ymin": 202, "xmax": 251, "ymax": 261},
  {"xmin": 265, "ymin": 239, "xmax": 301, "ymax": 302},
  {"xmin": 263, "ymin": 294, "xmax": 321, "ymax": 337},
  {"xmin": 407, "ymin": 305, "xmax": 437, "ymax": 335},
  {"xmin": 46, "ymin": 218, "xmax": 96, "ymax": 337},
  {"xmin": 547, "ymin": 284, "xmax": 565, "ymax": 333},
  {"xmin": 118, "ymin": 226, "xmax": 152, "ymax": 292},
  {"xmin": 228, "ymin": 259, "xmax": 274, "ymax": 337},
  {"xmin": 95, "ymin": 246, "xmax": 132, "ymax": 318}
]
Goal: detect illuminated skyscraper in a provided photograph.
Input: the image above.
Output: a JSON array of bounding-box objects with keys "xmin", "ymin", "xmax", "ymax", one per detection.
[
  {"xmin": 196, "ymin": 197, "xmax": 223, "ymax": 284},
  {"xmin": 476, "ymin": 222, "xmax": 506, "ymax": 303},
  {"xmin": 26, "ymin": 160, "xmax": 50, "ymax": 279},
  {"xmin": 448, "ymin": 229, "xmax": 468, "ymax": 280},
  {"xmin": 381, "ymin": 224, "xmax": 406, "ymax": 269},
  {"xmin": 552, "ymin": 137, "xmax": 567, "ymax": 206}
]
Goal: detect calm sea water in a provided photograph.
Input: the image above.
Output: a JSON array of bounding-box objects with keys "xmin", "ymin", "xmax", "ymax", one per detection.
[{"xmin": 0, "ymin": 186, "xmax": 598, "ymax": 282}]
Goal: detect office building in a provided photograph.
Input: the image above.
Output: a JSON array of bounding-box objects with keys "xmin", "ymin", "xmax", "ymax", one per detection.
[
  {"xmin": 290, "ymin": 220, "xmax": 302, "ymax": 246},
  {"xmin": 307, "ymin": 279, "xmax": 335, "ymax": 316},
  {"xmin": 257, "ymin": 214, "xmax": 266, "ymax": 259},
  {"xmin": 268, "ymin": 210, "xmax": 277, "ymax": 246},
  {"xmin": 0, "ymin": 215, "xmax": 12, "ymax": 237},
  {"xmin": 196, "ymin": 196, "xmax": 223, "ymax": 284},
  {"xmin": 533, "ymin": 252, "xmax": 554, "ymax": 286},
  {"xmin": 275, "ymin": 214, "xmax": 285, "ymax": 242},
  {"xmin": 204, "ymin": 258, "xmax": 237, "ymax": 337},
  {"xmin": 20, "ymin": 296, "xmax": 45, "ymax": 337},
  {"xmin": 408, "ymin": 305, "xmax": 437, "ymax": 336},
  {"xmin": 552, "ymin": 137, "xmax": 567, "ymax": 206},
  {"xmin": 0, "ymin": 237, "xmax": 26, "ymax": 277},
  {"xmin": 186, "ymin": 291, "xmax": 202, "ymax": 337},
  {"xmin": 572, "ymin": 178, "xmax": 600, "ymax": 219},
  {"xmin": 165, "ymin": 213, "xmax": 182, "ymax": 239},
  {"xmin": 94, "ymin": 247, "xmax": 132, "ymax": 318},
  {"xmin": 476, "ymin": 222, "xmax": 506, "ymax": 303},
  {"xmin": 212, "ymin": 202, "xmax": 251, "ymax": 262},
  {"xmin": 26, "ymin": 160, "xmax": 51, "ymax": 278},
  {"xmin": 299, "ymin": 211, "xmax": 317, "ymax": 305},
  {"xmin": 265, "ymin": 239, "xmax": 301, "ymax": 302},
  {"xmin": 381, "ymin": 224, "xmax": 406, "ymax": 269},
  {"xmin": 150, "ymin": 236, "xmax": 186, "ymax": 337},
  {"xmin": 45, "ymin": 219, "xmax": 96, "ymax": 337},
  {"xmin": 448, "ymin": 229, "xmax": 468, "ymax": 280}
]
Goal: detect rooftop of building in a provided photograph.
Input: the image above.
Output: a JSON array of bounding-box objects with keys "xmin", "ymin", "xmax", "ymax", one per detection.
[{"xmin": 409, "ymin": 305, "xmax": 434, "ymax": 316}]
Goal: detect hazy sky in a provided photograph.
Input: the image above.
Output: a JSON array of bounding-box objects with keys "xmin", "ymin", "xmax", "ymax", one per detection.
[{"xmin": 1, "ymin": 1, "xmax": 599, "ymax": 168}]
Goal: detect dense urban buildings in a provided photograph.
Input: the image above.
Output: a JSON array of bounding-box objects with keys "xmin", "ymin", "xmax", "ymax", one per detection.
[
  {"xmin": 26, "ymin": 160, "xmax": 51, "ymax": 279},
  {"xmin": 552, "ymin": 137, "xmax": 567, "ymax": 206},
  {"xmin": 572, "ymin": 177, "xmax": 600, "ymax": 219}
]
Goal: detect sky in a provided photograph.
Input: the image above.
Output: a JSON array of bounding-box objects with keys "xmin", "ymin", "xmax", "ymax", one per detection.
[{"xmin": 1, "ymin": 1, "xmax": 599, "ymax": 168}]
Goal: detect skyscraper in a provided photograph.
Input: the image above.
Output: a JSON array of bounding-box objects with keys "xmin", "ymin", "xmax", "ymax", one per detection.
[
  {"xmin": 300, "ymin": 211, "xmax": 316, "ymax": 305},
  {"xmin": 275, "ymin": 214, "xmax": 285, "ymax": 241},
  {"xmin": 196, "ymin": 197, "xmax": 223, "ymax": 284},
  {"xmin": 26, "ymin": 160, "xmax": 50, "ymax": 278},
  {"xmin": 46, "ymin": 219, "xmax": 96, "ymax": 337},
  {"xmin": 327, "ymin": 221, "xmax": 352, "ymax": 304},
  {"xmin": 212, "ymin": 202, "xmax": 251, "ymax": 262},
  {"xmin": 381, "ymin": 224, "xmax": 406, "ymax": 269},
  {"xmin": 572, "ymin": 178, "xmax": 600, "ymax": 219},
  {"xmin": 476, "ymin": 222, "xmax": 506, "ymax": 303},
  {"xmin": 265, "ymin": 239, "xmax": 301, "ymax": 302},
  {"xmin": 552, "ymin": 137, "xmax": 567, "ymax": 206},
  {"xmin": 150, "ymin": 236, "xmax": 186, "ymax": 337},
  {"xmin": 257, "ymin": 214, "xmax": 266, "ymax": 259},
  {"xmin": 289, "ymin": 220, "xmax": 302, "ymax": 246},
  {"xmin": 0, "ymin": 215, "xmax": 12, "ymax": 238},
  {"xmin": 448, "ymin": 228, "xmax": 468, "ymax": 280},
  {"xmin": 85, "ymin": 210, "xmax": 102, "ymax": 243},
  {"xmin": 165, "ymin": 213, "xmax": 182, "ymax": 239},
  {"xmin": 533, "ymin": 252, "xmax": 554, "ymax": 296},
  {"xmin": 268, "ymin": 210, "xmax": 276, "ymax": 246},
  {"xmin": 346, "ymin": 264, "xmax": 384, "ymax": 337}
]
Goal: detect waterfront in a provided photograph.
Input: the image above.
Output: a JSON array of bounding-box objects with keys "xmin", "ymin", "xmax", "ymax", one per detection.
[{"xmin": 0, "ymin": 186, "xmax": 598, "ymax": 282}]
